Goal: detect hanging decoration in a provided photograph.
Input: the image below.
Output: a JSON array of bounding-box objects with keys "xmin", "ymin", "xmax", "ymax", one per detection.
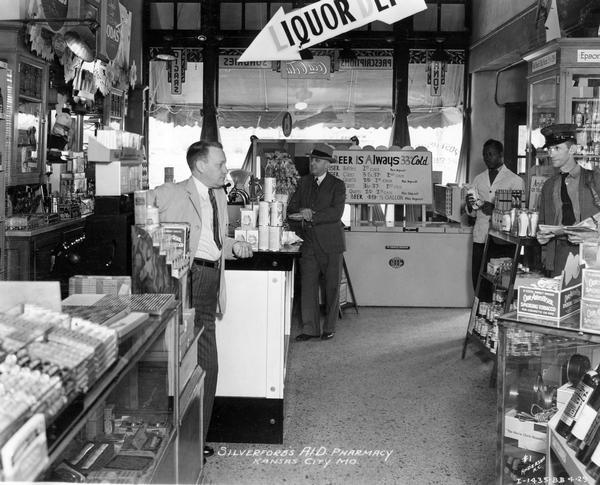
[{"xmin": 426, "ymin": 46, "xmax": 448, "ymax": 97}]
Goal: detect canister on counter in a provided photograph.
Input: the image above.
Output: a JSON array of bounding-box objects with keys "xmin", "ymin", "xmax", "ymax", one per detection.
[
  {"xmin": 246, "ymin": 229, "xmax": 259, "ymax": 250},
  {"xmin": 134, "ymin": 190, "xmax": 148, "ymax": 225},
  {"xmin": 518, "ymin": 209, "xmax": 529, "ymax": 237},
  {"xmin": 263, "ymin": 177, "xmax": 276, "ymax": 202},
  {"xmin": 501, "ymin": 211, "xmax": 512, "ymax": 232},
  {"xmin": 258, "ymin": 201, "xmax": 270, "ymax": 226},
  {"xmin": 528, "ymin": 210, "xmax": 539, "ymax": 237},
  {"xmin": 258, "ymin": 226, "xmax": 269, "ymax": 250},
  {"xmin": 268, "ymin": 226, "xmax": 282, "ymax": 251},
  {"xmin": 146, "ymin": 205, "xmax": 160, "ymax": 226},
  {"xmin": 240, "ymin": 208, "xmax": 257, "ymax": 228},
  {"xmin": 270, "ymin": 201, "xmax": 284, "ymax": 226}
]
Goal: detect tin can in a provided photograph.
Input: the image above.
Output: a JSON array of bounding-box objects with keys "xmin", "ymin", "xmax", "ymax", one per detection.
[
  {"xmin": 501, "ymin": 211, "xmax": 512, "ymax": 232},
  {"xmin": 268, "ymin": 226, "xmax": 281, "ymax": 251},
  {"xmin": 270, "ymin": 201, "xmax": 284, "ymax": 226},
  {"xmin": 134, "ymin": 190, "xmax": 148, "ymax": 225},
  {"xmin": 263, "ymin": 177, "xmax": 276, "ymax": 202},
  {"xmin": 258, "ymin": 201, "xmax": 270, "ymax": 226},
  {"xmin": 528, "ymin": 211, "xmax": 539, "ymax": 237},
  {"xmin": 258, "ymin": 226, "xmax": 269, "ymax": 250},
  {"xmin": 146, "ymin": 205, "xmax": 160, "ymax": 226},
  {"xmin": 518, "ymin": 209, "xmax": 529, "ymax": 237}
]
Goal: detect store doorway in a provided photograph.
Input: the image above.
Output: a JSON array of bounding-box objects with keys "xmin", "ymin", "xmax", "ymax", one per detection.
[{"xmin": 504, "ymin": 102, "xmax": 527, "ymax": 175}]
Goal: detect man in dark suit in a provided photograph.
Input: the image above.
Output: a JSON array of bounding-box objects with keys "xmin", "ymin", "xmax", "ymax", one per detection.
[
  {"xmin": 149, "ymin": 140, "xmax": 253, "ymax": 461},
  {"xmin": 288, "ymin": 143, "xmax": 346, "ymax": 341}
]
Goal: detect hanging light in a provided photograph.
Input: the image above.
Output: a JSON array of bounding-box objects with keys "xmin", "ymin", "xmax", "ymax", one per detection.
[
  {"xmin": 153, "ymin": 46, "xmax": 177, "ymax": 62},
  {"xmin": 64, "ymin": 31, "xmax": 94, "ymax": 62},
  {"xmin": 426, "ymin": 40, "xmax": 448, "ymax": 97}
]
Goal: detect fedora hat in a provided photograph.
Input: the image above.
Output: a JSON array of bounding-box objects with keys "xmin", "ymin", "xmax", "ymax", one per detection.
[{"xmin": 308, "ymin": 143, "xmax": 336, "ymax": 162}]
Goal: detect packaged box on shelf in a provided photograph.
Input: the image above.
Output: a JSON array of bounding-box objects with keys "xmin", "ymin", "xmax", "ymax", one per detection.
[
  {"xmin": 161, "ymin": 223, "xmax": 190, "ymax": 259},
  {"xmin": 504, "ymin": 408, "xmax": 548, "ymax": 453},
  {"xmin": 580, "ymin": 298, "xmax": 600, "ymax": 333},
  {"xmin": 517, "ymin": 284, "xmax": 581, "ymax": 321},
  {"xmin": 517, "ymin": 259, "xmax": 583, "ymax": 321},
  {"xmin": 583, "ymin": 268, "xmax": 600, "ymax": 300}
]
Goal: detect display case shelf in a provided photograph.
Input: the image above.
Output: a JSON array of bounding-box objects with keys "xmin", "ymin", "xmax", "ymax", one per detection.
[{"xmin": 548, "ymin": 428, "xmax": 595, "ymax": 483}]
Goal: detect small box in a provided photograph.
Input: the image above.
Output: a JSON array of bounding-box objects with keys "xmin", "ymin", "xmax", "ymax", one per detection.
[
  {"xmin": 517, "ymin": 284, "xmax": 581, "ymax": 321},
  {"xmin": 240, "ymin": 209, "xmax": 256, "ymax": 229},
  {"xmin": 161, "ymin": 223, "xmax": 190, "ymax": 259},
  {"xmin": 245, "ymin": 229, "xmax": 259, "ymax": 250},
  {"xmin": 581, "ymin": 298, "xmax": 600, "ymax": 333},
  {"xmin": 234, "ymin": 228, "xmax": 246, "ymax": 242},
  {"xmin": 504, "ymin": 408, "xmax": 547, "ymax": 453},
  {"xmin": 583, "ymin": 268, "xmax": 600, "ymax": 300}
]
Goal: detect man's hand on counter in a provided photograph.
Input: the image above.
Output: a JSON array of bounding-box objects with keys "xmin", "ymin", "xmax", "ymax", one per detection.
[{"xmin": 233, "ymin": 240, "xmax": 253, "ymax": 258}]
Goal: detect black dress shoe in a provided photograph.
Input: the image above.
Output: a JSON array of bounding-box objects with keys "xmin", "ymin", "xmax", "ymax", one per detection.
[
  {"xmin": 295, "ymin": 333, "xmax": 320, "ymax": 342},
  {"xmin": 204, "ymin": 445, "xmax": 214, "ymax": 457},
  {"xmin": 321, "ymin": 332, "xmax": 335, "ymax": 340}
]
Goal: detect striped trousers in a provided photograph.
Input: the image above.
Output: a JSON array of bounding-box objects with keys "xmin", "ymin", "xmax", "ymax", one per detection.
[{"xmin": 191, "ymin": 263, "xmax": 220, "ymax": 442}]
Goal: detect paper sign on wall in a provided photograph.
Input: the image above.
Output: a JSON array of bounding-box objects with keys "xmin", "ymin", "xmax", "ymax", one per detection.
[{"xmin": 330, "ymin": 149, "xmax": 433, "ymax": 205}]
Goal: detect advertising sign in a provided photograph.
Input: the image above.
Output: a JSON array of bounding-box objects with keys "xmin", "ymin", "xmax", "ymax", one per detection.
[{"xmin": 330, "ymin": 149, "xmax": 433, "ymax": 205}]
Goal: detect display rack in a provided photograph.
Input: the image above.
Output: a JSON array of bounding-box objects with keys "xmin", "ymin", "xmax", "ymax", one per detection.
[
  {"xmin": 462, "ymin": 229, "xmax": 539, "ymax": 386},
  {"xmin": 496, "ymin": 312, "xmax": 600, "ymax": 485}
]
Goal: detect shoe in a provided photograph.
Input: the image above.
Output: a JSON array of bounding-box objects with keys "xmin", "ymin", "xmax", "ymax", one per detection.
[
  {"xmin": 321, "ymin": 332, "xmax": 335, "ymax": 340},
  {"xmin": 204, "ymin": 445, "xmax": 214, "ymax": 457},
  {"xmin": 295, "ymin": 333, "xmax": 320, "ymax": 342}
]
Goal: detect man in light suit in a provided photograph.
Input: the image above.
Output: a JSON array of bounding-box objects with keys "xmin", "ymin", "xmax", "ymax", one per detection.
[
  {"xmin": 288, "ymin": 143, "xmax": 346, "ymax": 341},
  {"xmin": 466, "ymin": 139, "xmax": 524, "ymax": 289},
  {"xmin": 149, "ymin": 140, "xmax": 252, "ymax": 460}
]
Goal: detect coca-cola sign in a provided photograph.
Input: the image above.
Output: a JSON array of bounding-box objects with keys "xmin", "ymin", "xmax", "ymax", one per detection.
[
  {"xmin": 104, "ymin": 0, "xmax": 121, "ymax": 61},
  {"xmin": 40, "ymin": 0, "xmax": 68, "ymax": 32}
]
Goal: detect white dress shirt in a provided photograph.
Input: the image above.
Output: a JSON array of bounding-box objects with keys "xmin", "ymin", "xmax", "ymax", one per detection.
[
  {"xmin": 192, "ymin": 176, "xmax": 222, "ymax": 261},
  {"xmin": 466, "ymin": 164, "xmax": 525, "ymax": 243}
]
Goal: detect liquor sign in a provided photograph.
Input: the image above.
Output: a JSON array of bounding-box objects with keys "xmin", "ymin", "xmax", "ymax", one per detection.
[
  {"xmin": 338, "ymin": 56, "xmax": 392, "ymax": 70},
  {"xmin": 239, "ymin": 0, "xmax": 427, "ymax": 62},
  {"xmin": 427, "ymin": 60, "xmax": 445, "ymax": 97},
  {"xmin": 281, "ymin": 57, "xmax": 330, "ymax": 79},
  {"xmin": 330, "ymin": 148, "xmax": 433, "ymax": 205},
  {"xmin": 219, "ymin": 56, "xmax": 272, "ymax": 69}
]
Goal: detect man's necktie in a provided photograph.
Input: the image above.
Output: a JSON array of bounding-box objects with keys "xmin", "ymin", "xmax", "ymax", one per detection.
[
  {"xmin": 489, "ymin": 168, "xmax": 499, "ymax": 185},
  {"xmin": 560, "ymin": 172, "xmax": 576, "ymax": 226},
  {"xmin": 208, "ymin": 188, "xmax": 223, "ymax": 250}
]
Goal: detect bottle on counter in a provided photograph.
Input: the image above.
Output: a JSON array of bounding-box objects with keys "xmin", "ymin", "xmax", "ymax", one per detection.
[
  {"xmin": 555, "ymin": 367, "xmax": 600, "ymax": 439},
  {"xmin": 567, "ymin": 383, "xmax": 600, "ymax": 451}
]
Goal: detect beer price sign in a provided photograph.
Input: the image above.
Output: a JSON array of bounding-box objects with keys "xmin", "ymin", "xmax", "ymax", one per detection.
[{"xmin": 330, "ymin": 149, "xmax": 433, "ymax": 205}]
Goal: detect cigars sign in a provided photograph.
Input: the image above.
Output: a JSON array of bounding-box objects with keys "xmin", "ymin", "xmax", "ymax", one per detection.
[{"xmin": 239, "ymin": 0, "xmax": 427, "ymax": 62}]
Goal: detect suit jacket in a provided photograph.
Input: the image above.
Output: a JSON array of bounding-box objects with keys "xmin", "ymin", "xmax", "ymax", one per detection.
[
  {"xmin": 148, "ymin": 177, "xmax": 236, "ymax": 313},
  {"xmin": 539, "ymin": 168, "xmax": 600, "ymax": 273},
  {"xmin": 287, "ymin": 172, "xmax": 346, "ymax": 254}
]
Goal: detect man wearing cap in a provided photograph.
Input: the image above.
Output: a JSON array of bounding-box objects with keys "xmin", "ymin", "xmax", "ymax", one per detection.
[
  {"xmin": 288, "ymin": 143, "xmax": 346, "ymax": 341},
  {"xmin": 538, "ymin": 123, "xmax": 600, "ymax": 275},
  {"xmin": 466, "ymin": 139, "xmax": 525, "ymax": 289}
]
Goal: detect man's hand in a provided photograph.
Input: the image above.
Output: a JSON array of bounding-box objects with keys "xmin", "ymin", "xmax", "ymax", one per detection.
[
  {"xmin": 536, "ymin": 233, "xmax": 553, "ymax": 245},
  {"xmin": 300, "ymin": 208, "xmax": 314, "ymax": 221},
  {"xmin": 465, "ymin": 194, "xmax": 475, "ymax": 211},
  {"xmin": 481, "ymin": 201, "xmax": 495, "ymax": 216},
  {"xmin": 233, "ymin": 241, "xmax": 253, "ymax": 258}
]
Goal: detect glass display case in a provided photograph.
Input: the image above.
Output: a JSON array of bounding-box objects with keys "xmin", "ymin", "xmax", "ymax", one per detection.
[
  {"xmin": 497, "ymin": 312, "xmax": 600, "ymax": 484},
  {"xmin": 524, "ymin": 38, "xmax": 600, "ymax": 173}
]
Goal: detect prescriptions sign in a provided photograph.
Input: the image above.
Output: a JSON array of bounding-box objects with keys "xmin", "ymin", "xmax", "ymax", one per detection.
[{"xmin": 330, "ymin": 149, "xmax": 433, "ymax": 205}]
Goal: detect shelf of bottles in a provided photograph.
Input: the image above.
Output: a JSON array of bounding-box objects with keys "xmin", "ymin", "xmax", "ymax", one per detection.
[{"xmin": 571, "ymin": 74, "xmax": 600, "ymax": 164}]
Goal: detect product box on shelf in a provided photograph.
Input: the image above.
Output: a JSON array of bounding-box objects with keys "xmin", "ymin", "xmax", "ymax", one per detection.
[
  {"xmin": 504, "ymin": 408, "xmax": 547, "ymax": 453},
  {"xmin": 517, "ymin": 255, "xmax": 583, "ymax": 321},
  {"xmin": 556, "ymin": 383, "xmax": 576, "ymax": 412},
  {"xmin": 582, "ymin": 268, "xmax": 600, "ymax": 300}
]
